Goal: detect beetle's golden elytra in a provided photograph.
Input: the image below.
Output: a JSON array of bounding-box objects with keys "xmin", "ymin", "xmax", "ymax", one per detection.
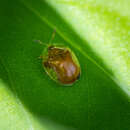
[{"xmin": 37, "ymin": 30, "xmax": 81, "ymax": 85}]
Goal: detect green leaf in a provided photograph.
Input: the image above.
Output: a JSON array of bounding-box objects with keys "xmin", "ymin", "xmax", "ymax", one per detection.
[{"xmin": 0, "ymin": 0, "xmax": 130, "ymax": 130}]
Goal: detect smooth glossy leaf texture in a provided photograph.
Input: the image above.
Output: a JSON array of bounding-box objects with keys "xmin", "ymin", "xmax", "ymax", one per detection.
[{"xmin": 0, "ymin": 0, "xmax": 130, "ymax": 130}]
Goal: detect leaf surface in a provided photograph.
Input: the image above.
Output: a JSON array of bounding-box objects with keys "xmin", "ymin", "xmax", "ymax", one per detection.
[{"xmin": 0, "ymin": 0, "xmax": 130, "ymax": 130}]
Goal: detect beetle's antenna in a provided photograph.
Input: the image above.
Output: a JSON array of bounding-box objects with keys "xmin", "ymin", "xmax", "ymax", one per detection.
[
  {"xmin": 34, "ymin": 40, "xmax": 44, "ymax": 45},
  {"xmin": 34, "ymin": 29, "xmax": 56, "ymax": 46},
  {"xmin": 34, "ymin": 40, "xmax": 48, "ymax": 48},
  {"xmin": 49, "ymin": 29, "xmax": 56, "ymax": 44}
]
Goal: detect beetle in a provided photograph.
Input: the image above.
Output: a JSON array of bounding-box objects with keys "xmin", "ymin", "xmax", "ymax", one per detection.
[{"xmin": 35, "ymin": 30, "xmax": 81, "ymax": 85}]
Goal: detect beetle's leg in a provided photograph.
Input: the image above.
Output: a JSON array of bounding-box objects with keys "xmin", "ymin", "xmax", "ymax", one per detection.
[{"xmin": 44, "ymin": 61, "xmax": 51, "ymax": 68}]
